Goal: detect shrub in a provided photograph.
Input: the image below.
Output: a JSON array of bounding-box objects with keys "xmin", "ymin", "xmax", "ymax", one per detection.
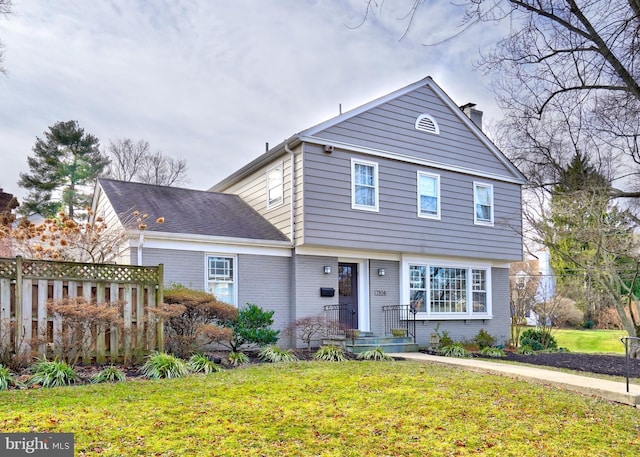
[
  {"xmin": 593, "ymin": 306, "xmax": 623, "ymax": 329},
  {"xmin": 517, "ymin": 344, "xmax": 534, "ymax": 355},
  {"xmin": 258, "ymin": 346, "xmax": 298, "ymax": 363},
  {"xmin": 473, "ymin": 329, "xmax": 497, "ymax": 349},
  {"xmin": 228, "ymin": 352, "xmax": 250, "ymax": 366},
  {"xmin": 438, "ymin": 330, "xmax": 454, "ymax": 349},
  {"xmin": 357, "ymin": 347, "xmax": 393, "ymax": 361},
  {"xmin": 519, "ymin": 337, "xmax": 545, "ymax": 351},
  {"xmin": 91, "ymin": 366, "xmax": 127, "ymax": 383},
  {"xmin": 29, "ymin": 358, "xmax": 79, "ymax": 388},
  {"xmin": 47, "ymin": 297, "xmax": 124, "ymax": 365},
  {"xmin": 0, "ymin": 364, "xmax": 15, "ymax": 390},
  {"xmin": 551, "ymin": 297, "xmax": 584, "ymax": 327},
  {"xmin": 284, "ymin": 315, "xmax": 331, "ymax": 351},
  {"xmin": 220, "ymin": 303, "xmax": 280, "ymax": 352},
  {"xmin": 479, "ymin": 346, "xmax": 506, "ymax": 358},
  {"xmin": 0, "ymin": 321, "xmax": 34, "ymax": 371},
  {"xmin": 153, "ymin": 284, "xmax": 238, "ymax": 358},
  {"xmin": 313, "ymin": 345, "xmax": 347, "ymax": 362},
  {"xmin": 188, "ymin": 353, "xmax": 223, "ymax": 374},
  {"xmin": 519, "ymin": 328, "xmax": 557, "ymax": 350},
  {"xmin": 140, "ymin": 352, "xmax": 190, "ymax": 380},
  {"xmin": 439, "ymin": 343, "xmax": 471, "ymax": 358}
]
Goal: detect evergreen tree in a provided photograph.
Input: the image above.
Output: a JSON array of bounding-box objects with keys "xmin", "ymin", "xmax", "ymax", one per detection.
[{"xmin": 18, "ymin": 121, "xmax": 109, "ymax": 219}]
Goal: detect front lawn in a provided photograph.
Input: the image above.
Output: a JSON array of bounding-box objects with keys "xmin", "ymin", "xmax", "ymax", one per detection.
[
  {"xmin": 2, "ymin": 361, "xmax": 640, "ymax": 456},
  {"xmin": 553, "ymin": 328, "xmax": 627, "ymax": 354}
]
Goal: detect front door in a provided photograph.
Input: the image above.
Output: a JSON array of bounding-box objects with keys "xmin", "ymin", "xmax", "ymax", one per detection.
[{"xmin": 338, "ymin": 263, "xmax": 358, "ymax": 330}]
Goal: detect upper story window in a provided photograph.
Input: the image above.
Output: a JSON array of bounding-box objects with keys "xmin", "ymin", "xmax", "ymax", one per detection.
[
  {"xmin": 417, "ymin": 171, "xmax": 440, "ymax": 219},
  {"xmin": 266, "ymin": 164, "xmax": 283, "ymax": 209},
  {"xmin": 415, "ymin": 114, "xmax": 440, "ymax": 135},
  {"xmin": 207, "ymin": 255, "xmax": 236, "ymax": 306},
  {"xmin": 474, "ymin": 182, "xmax": 494, "ymax": 225},
  {"xmin": 351, "ymin": 158, "xmax": 379, "ymax": 211}
]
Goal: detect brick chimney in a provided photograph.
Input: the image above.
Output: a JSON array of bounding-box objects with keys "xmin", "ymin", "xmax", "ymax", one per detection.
[{"xmin": 460, "ymin": 103, "xmax": 483, "ymax": 130}]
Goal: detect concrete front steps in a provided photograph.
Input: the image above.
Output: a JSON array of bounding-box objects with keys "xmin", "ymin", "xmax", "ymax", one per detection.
[{"xmin": 321, "ymin": 332, "xmax": 418, "ymax": 354}]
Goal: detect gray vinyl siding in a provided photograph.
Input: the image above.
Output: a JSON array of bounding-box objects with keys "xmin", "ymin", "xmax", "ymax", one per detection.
[
  {"xmin": 215, "ymin": 152, "xmax": 295, "ymax": 240},
  {"xmin": 136, "ymin": 248, "xmax": 206, "ymax": 289},
  {"xmin": 237, "ymin": 254, "xmax": 291, "ymax": 335},
  {"xmin": 313, "ymin": 85, "xmax": 514, "ymax": 176},
  {"xmin": 302, "ymin": 144, "xmax": 522, "ymax": 261}
]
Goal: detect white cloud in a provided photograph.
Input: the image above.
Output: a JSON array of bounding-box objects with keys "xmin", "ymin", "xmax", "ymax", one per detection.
[{"xmin": 0, "ymin": 0, "xmax": 506, "ymax": 202}]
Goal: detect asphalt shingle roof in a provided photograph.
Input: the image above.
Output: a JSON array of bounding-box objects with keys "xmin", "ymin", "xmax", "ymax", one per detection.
[{"xmin": 98, "ymin": 178, "xmax": 290, "ymax": 242}]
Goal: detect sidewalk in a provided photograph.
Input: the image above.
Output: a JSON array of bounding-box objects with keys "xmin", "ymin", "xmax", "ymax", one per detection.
[{"xmin": 388, "ymin": 352, "xmax": 640, "ymax": 406}]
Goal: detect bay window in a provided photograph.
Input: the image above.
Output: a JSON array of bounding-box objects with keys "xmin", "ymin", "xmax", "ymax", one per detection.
[{"xmin": 407, "ymin": 263, "xmax": 490, "ymax": 318}]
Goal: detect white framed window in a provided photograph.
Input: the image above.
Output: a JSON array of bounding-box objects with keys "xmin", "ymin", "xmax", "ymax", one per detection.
[
  {"xmin": 417, "ymin": 171, "xmax": 440, "ymax": 219},
  {"xmin": 266, "ymin": 164, "xmax": 283, "ymax": 209},
  {"xmin": 351, "ymin": 158, "xmax": 379, "ymax": 211},
  {"xmin": 406, "ymin": 261, "xmax": 491, "ymax": 319},
  {"xmin": 474, "ymin": 182, "xmax": 494, "ymax": 225},
  {"xmin": 206, "ymin": 255, "xmax": 236, "ymax": 306}
]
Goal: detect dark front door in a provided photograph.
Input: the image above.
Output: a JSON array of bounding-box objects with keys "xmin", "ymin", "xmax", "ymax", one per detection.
[{"xmin": 338, "ymin": 263, "xmax": 358, "ymax": 330}]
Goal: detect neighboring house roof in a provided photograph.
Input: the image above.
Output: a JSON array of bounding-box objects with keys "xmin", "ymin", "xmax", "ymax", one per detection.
[
  {"xmin": 210, "ymin": 76, "xmax": 527, "ymax": 192},
  {"xmin": 97, "ymin": 178, "xmax": 290, "ymax": 242}
]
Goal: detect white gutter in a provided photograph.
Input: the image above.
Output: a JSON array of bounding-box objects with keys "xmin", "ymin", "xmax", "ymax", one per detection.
[
  {"xmin": 129, "ymin": 230, "xmax": 292, "ymax": 248},
  {"xmin": 284, "ymin": 141, "xmax": 295, "ymax": 245}
]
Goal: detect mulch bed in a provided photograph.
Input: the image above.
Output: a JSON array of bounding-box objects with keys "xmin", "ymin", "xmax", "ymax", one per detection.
[{"xmin": 477, "ymin": 351, "xmax": 640, "ymax": 378}]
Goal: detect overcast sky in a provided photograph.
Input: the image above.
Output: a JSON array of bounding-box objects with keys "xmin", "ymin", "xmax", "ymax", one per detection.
[{"xmin": 0, "ymin": 0, "xmax": 508, "ymax": 202}]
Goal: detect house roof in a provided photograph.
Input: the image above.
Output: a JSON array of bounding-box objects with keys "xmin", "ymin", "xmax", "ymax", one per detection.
[
  {"xmin": 210, "ymin": 76, "xmax": 527, "ymax": 191},
  {"xmin": 97, "ymin": 178, "xmax": 290, "ymax": 242}
]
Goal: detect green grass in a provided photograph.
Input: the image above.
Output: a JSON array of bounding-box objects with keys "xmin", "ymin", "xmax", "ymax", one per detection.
[
  {"xmin": 553, "ymin": 328, "xmax": 627, "ymax": 354},
  {"xmin": 2, "ymin": 361, "xmax": 640, "ymax": 456}
]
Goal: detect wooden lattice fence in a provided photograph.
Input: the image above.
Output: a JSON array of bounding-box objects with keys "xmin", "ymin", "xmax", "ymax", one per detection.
[{"xmin": 0, "ymin": 256, "xmax": 164, "ymax": 364}]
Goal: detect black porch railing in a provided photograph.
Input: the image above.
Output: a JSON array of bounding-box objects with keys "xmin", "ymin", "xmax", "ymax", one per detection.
[
  {"xmin": 620, "ymin": 336, "xmax": 640, "ymax": 392},
  {"xmin": 323, "ymin": 304, "xmax": 357, "ymax": 336},
  {"xmin": 383, "ymin": 304, "xmax": 417, "ymax": 343}
]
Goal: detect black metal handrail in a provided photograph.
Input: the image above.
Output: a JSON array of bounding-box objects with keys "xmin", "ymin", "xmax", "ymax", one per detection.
[
  {"xmin": 620, "ymin": 336, "xmax": 640, "ymax": 393},
  {"xmin": 323, "ymin": 304, "xmax": 356, "ymax": 336},
  {"xmin": 382, "ymin": 304, "xmax": 417, "ymax": 342}
]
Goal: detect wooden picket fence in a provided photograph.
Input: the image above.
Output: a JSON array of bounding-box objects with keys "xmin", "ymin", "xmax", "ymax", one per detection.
[{"xmin": 0, "ymin": 256, "xmax": 164, "ymax": 364}]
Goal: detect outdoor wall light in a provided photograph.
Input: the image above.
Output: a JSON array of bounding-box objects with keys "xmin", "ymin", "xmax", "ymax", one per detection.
[
  {"xmin": 323, "ymin": 265, "xmax": 332, "ymax": 274},
  {"xmin": 378, "ymin": 268, "xmax": 386, "ymax": 276}
]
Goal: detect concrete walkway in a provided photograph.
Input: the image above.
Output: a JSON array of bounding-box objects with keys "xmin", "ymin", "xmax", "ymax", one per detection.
[{"xmin": 388, "ymin": 352, "xmax": 640, "ymax": 406}]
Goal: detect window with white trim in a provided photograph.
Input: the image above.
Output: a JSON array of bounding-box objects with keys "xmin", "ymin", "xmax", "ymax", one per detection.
[
  {"xmin": 417, "ymin": 172, "xmax": 440, "ymax": 219},
  {"xmin": 408, "ymin": 263, "xmax": 491, "ymax": 318},
  {"xmin": 474, "ymin": 182, "xmax": 493, "ymax": 225},
  {"xmin": 266, "ymin": 164, "xmax": 283, "ymax": 208},
  {"xmin": 351, "ymin": 159, "xmax": 379, "ymax": 211},
  {"xmin": 207, "ymin": 255, "xmax": 236, "ymax": 306}
]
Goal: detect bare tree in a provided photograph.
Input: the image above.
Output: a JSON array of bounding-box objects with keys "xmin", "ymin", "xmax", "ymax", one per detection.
[
  {"xmin": 137, "ymin": 151, "xmax": 188, "ymax": 186},
  {"xmin": 105, "ymin": 137, "xmax": 188, "ymax": 186},
  {"xmin": 105, "ymin": 138, "xmax": 150, "ymax": 182},
  {"xmin": 0, "ymin": 1, "xmax": 12, "ymax": 74}
]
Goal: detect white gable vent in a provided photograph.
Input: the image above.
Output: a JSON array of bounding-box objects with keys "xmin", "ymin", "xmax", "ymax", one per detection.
[{"xmin": 415, "ymin": 114, "xmax": 440, "ymax": 135}]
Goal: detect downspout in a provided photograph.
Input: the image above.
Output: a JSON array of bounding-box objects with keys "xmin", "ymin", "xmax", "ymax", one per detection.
[
  {"xmin": 284, "ymin": 141, "xmax": 297, "ymax": 348},
  {"xmin": 284, "ymin": 142, "xmax": 295, "ymax": 246},
  {"xmin": 137, "ymin": 232, "xmax": 144, "ymax": 265}
]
